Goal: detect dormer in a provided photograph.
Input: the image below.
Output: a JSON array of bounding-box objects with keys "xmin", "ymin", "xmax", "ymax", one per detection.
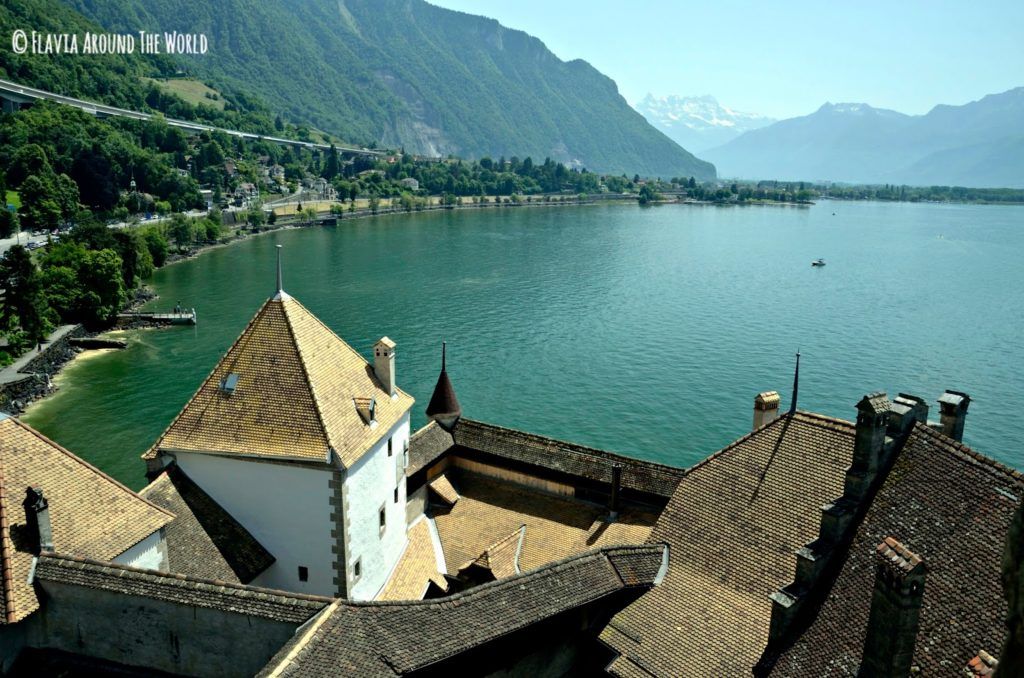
[{"xmin": 355, "ymin": 397, "xmax": 377, "ymax": 427}]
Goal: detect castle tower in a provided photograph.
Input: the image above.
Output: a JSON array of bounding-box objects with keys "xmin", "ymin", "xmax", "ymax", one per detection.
[{"xmin": 144, "ymin": 252, "xmax": 414, "ymax": 600}]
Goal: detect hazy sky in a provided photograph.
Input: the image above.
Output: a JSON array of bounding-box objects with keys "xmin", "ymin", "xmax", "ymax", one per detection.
[{"xmin": 428, "ymin": 0, "xmax": 1024, "ymax": 119}]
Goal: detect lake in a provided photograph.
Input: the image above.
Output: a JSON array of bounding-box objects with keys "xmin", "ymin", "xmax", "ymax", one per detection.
[{"xmin": 22, "ymin": 200, "xmax": 1024, "ymax": 488}]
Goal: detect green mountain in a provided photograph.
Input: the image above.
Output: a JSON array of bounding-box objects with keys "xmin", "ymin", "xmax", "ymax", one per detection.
[{"xmin": 62, "ymin": 0, "xmax": 714, "ymax": 179}]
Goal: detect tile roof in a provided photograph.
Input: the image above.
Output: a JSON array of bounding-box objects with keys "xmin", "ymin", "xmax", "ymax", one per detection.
[
  {"xmin": 413, "ymin": 419, "xmax": 686, "ymax": 498},
  {"xmin": 966, "ymin": 650, "xmax": 999, "ymax": 676},
  {"xmin": 427, "ymin": 474, "xmax": 460, "ymax": 506},
  {"xmin": 601, "ymin": 411, "xmax": 856, "ymax": 676},
  {"xmin": 0, "ymin": 417, "xmax": 174, "ymax": 623},
  {"xmin": 433, "ymin": 473, "xmax": 657, "ymax": 577},
  {"xmin": 34, "ymin": 553, "xmax": 330, "ymax": 624},
  {"xmin": 148, "ymin": 296, "xmax": 414, "ymax": 468},
  {"xmin": 767, "ymin": 423, "xmax": 1024, "ymax": 676},
  {"xmin": 376, "ymin": 517, "xmax": 448, "ymax": 601},
  {"xmin": 258, "ymin": 545, "xmax": 667, "ymax": 677},
  {"xmin": 406, "ymin": 420, "xmax": 454, "ymax": 476},
  {"xmin": 140, "ymin": 465, "xmax": 275, "ymax": 584},
  {"xmin": 457, "ymin": 525, "xmax": 525, "ymax": 579}
]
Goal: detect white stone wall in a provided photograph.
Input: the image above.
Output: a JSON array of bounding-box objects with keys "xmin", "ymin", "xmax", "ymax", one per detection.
[
  {"xmin": 113, "ymin": 530, "xmax": 167, "ymax": 572},
  {"xmin": 345, "ymin": 412, "xmax": 411, "ymax": 600},
  {"xmin": 174, "ymin": 452, "xmax": 335, "ymax": 596}
]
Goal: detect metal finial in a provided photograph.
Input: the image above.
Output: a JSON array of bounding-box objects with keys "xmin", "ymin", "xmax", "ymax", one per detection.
[
  {"xmin": 276, "ymin": 245, "xmax": 283, "ymax": 294},
  {"xmin": 441, "ymin": 341, "xmax": 447, "ymax": 371},
  {"xmin": 790, "ymin": 350, "xmax": 801, "ymax": 414}
]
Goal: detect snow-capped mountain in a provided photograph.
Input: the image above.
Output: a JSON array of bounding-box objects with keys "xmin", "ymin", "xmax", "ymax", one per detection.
[{"xmin": 634, "ymin": 94, "xmax": 775, "ymax": 154}]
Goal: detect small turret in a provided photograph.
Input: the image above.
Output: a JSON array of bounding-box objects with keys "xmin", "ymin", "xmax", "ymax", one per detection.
[{"xmin": 425, "ymin": 342, "xmax": 461, "ymax": 432}]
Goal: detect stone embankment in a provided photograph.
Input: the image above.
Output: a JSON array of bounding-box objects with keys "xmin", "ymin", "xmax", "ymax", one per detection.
[{"xmin": 0, "ymin": 325, "xmax": 86, "ymax": 414}]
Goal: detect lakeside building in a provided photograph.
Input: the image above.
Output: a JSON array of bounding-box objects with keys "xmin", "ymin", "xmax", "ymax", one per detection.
[{"xmin": 0, "ymin": 260, "xmax": 1018, "ymax": 676}]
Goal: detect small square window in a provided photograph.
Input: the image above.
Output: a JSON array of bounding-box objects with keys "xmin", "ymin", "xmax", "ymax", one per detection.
[
  {"xmin": 298, "ymin": 566, "xmax": 308, "ymax": 582},
  {"xmin": 388, "ymin": 437, "xmax": 393, "ymax": 457}
]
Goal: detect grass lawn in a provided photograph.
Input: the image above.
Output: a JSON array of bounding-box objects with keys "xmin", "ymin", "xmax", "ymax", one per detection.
[
  {"xmin": 5, "ymin": 190, "xmax": 20, "ymax": 209},
  {"xmin": 144, "ymin": 78, "xmax": 226, "ymax": 110}
]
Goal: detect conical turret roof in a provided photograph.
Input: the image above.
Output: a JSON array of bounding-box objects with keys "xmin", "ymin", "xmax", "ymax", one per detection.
[{"xmin": 425, "ymin": 343, "xmax": 461, "ymax": 427}]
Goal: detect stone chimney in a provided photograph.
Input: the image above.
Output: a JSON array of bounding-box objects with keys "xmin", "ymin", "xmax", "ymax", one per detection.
[
  {"xmin": 373, "ymin": 337, "xmax": 396, "ymax": 397},
  {"xmin": 753, "ymin": 391, "xmax": 781, "ymax": 431},
  {"xmin": 608, "ymin": 464, "xmax": 622, "ymax": 521},
  {"xmin": 860, "ymin": 537, "xmax": 927, "ymax": 677},
  {"xmin": 938, "ymin": 390, "xmax": 970, "ymax": 442},
  {"xmin": 844, "ymin": 392, "xmax": 891, "ymax": 500},
  {"xmin": 23, "ymin": 487, "xmax": 53, "ymax": 554}
]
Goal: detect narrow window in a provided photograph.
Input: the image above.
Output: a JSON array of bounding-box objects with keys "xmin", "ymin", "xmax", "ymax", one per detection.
[
  {"xmin": 394, "ymin": 487, "xmax": 399, "ymax": 503},
  {"xmin": 388, "ymin": 437, "xmax": 393, "ymax": 457},
  {"xmin": 298, "ymin": 566, "xmax": 308, "ymax": 582},
  {"xmin": 353, "ymin": 559, "xmax": 361, "ymax": 580},
  {"xmin": 379, "ymin": 504, "xmax": 387, "ymax": 534}
]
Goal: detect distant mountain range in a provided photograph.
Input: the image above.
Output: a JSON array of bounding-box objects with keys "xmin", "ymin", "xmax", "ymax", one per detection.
[
  {"xmin": 62, "ymin": 0, "xmax": 715, "ymax": 180},
  {"xmin": 634, "ymin": 95, "xmax": 775, "ymax": 154},
  {"xmin": 701, "ymin": 88, "xmax": 1024, "ymax": 187}
]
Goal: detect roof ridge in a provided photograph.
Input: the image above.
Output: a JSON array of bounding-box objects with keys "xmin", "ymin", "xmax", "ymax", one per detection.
[
  {"xmin": 912, "ymin": 422, "xmax": 1023, "ymax": 484},
  {"xmin": 344, "ymin": 543, "xmax": 664, "ymax": 611},
  {"xmin": 681, "ymin": 410, "xmax": 855, "ymax": 476},
  {"xmin": 7, "ymin": 418, "xmax": 175, "ymax": 522},
  {"xmin": 144, "ymin": 298, "xmax": 275, "ymax": 460},
  {"xmin": 458, "ymin": 419, "xmax": 686, "ymax": 476},
  {"xmin": 37, "ymin": 552, "xmax": 334, "ymax": 603},
  {"xmin": 277, "ymin": 299, "xmax": 334, "ymax": 463},
  {"xmin": 0, "ymin": 459, "xmax": 16, "ymax": 623}
]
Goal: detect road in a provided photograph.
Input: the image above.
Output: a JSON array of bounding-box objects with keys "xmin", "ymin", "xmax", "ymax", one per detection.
[{"xmin": 0, "ymin": 78, "xmax": 383, "ymax": 157}]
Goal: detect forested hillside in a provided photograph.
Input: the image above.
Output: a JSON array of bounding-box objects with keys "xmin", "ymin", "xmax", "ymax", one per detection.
[{"xmin": 62, "ymin": 0, "xmax": 714, "ymax": 179}]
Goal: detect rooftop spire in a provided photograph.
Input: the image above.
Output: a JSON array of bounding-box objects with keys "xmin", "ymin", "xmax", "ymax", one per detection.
[
  {"xmin": 425, "ymin": 341, "xmax": 462, "ymax": 432},
  {"xmin": 273, "ymin": 245, "xmax": 291, "ymax": 301},
  {"xmin": 789, "ymin": 350, "xmax": 800, "ymax": 415}
]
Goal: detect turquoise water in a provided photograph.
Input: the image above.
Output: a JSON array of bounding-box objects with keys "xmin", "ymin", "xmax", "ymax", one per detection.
[{"xmin": 22, "ymin": 201, "xmax": 1024, "ymax": 488}]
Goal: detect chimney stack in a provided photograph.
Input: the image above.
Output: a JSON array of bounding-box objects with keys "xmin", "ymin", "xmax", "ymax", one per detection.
[
  {"xmin": 860, "ymin": 537, "xmax": 926, "ymax": 677},
  {"xmin": 23, "ymin": 487, "xmax": 53, "ymax": 554},
  {"xmin": 844, "ymin": 392, "xmax": 891, "ymax": 500},
  {"xmin": 938, "ymin": 390, "xmax": 970, "ymax": 442},
  {"xmin": 373, "ymin": 337, "xmax": 396, "ymax": 397},
  {"xmin": 753, "ymin": 391, "xmax": 781, "ymax": 431},
  {"xmin": 608, "ymin": 464, "xmax": 622, "ymax": 521}
]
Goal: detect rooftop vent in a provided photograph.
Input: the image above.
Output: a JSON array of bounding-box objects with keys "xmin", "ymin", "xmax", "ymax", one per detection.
[{"xmin": 219, "ymin": 373, "xmax": 239, "ymax": 395}]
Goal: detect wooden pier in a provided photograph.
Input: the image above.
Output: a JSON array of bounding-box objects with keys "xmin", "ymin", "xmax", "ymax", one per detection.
[{"xmin": 117, "ymin": 308, "xmax": 197, "ymax": 326}]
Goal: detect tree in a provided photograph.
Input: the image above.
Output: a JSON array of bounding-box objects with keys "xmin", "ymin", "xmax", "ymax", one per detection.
[
  {"xmin": 6, "ymin": 144, "xmax": 52, "ymax": 188},
  {"xmin": 168, "ymin": 213, "xmax": 194, "ymax": 247},
  {"xmin": 303, "ymin": 207, "xmax": 318, "ymax": 224},
  {"xmin": 142, "ymin": 229, "xmax": 169, "ymax": 267},
  {"xmin": 324, "ymin": 144, "xmax": 340, "ymax": 180},
  {"xmin": 369, "ymin": 196, "xmax": 380, "ymax": 214},
  {"xmin": 0, "ymin": 246, "xmax": 48, "ymax": 347},
  {"xmin": 274, "ymin": 115, "xmax": 284, "ymax": 132},
  {"xmin": 638, "ymin": 184, "xmax": 662, "ymax": 205},
  {"xmin": 113, "ymin": 230, "xmax": 155, "ymax": 289},
  {"xmin": 0, "ymin": 211, "xmax": 18, "ymax": 240},
  {"xmin": 18, "ymin": 176, "xmax": 61, "ymax": 233}
]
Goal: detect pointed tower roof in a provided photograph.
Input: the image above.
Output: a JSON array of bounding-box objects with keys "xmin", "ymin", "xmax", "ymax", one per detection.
[
  {"xmin": 425, "ymin": 342, "xmax": 461, "ymax": 431},
  {"xmin": 148, "ymin": 295, "xmax": 414, "ymax": 468}
]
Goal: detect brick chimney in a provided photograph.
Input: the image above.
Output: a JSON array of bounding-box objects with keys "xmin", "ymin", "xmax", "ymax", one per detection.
[
  {"xmin": 753, "ymin": 391, "xmax": 781, "ymax": 431},
  {"xmin": 23, "ymin": 487, "xmax": 53, "ymax": 554},
  {"xmin": 860, "ymin": 537, "xmax": 926, "ymax": 677},
  {"xmin": 373, "ymin": 337, "xmax": 396, "ymax": 397},
  {"xmin": 938, "ymin": 390, "xmax": 970, "ymax": 442}
]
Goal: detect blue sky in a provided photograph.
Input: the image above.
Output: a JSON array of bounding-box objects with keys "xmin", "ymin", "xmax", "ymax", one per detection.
[{"xmin": 428, "ymin": 0, "xmax": 1024, "ymax": 119}]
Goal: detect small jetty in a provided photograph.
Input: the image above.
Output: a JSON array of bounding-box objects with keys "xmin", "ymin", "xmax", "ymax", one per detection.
[{"xmin": 117, "ymin": 308, "xmax": 198, "ymax": 327}]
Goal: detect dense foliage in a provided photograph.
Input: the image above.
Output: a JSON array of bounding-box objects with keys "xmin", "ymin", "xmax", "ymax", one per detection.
[{"xmin": 63, "ymin": 0, "xmax": 715, "ymax": 179}]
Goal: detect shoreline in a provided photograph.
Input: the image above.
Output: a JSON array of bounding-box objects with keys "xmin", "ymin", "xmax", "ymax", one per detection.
[{"xmin": 11, "ymin": 195, "xmax": 807, "ymax": 416}]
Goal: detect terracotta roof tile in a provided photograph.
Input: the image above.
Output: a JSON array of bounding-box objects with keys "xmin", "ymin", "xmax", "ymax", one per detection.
[
  {"xmin": 433, "ymin": 473, "xmax": 657, "ymax": 576},
  {"xmin": 767, "ymin": 424, "xmax": 1023, "ymax": 676},
  {"xmin": 376, "ymin": 517, "xmax": 447, "ymax": 601},
  {"xmin": 601, "ymin": 411, "xmax": 856, "ymax": 676},
  {"xmin": 148, "ymin": 296, "xmax": 413, "ymax": 468},
  {"xmin": 427, "ymin": 474, "xmax": 460, "ymax": 506},
  {"xmin": 259, "ymin": 545, "xmax": 667, "ymax": 677},
  {"xmin": 0, "ymin": 417, "xmax": 174, "ymax": 623}
]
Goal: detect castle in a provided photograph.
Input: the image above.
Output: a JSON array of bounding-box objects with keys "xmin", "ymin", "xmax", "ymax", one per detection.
[{"xmin": 0, "ymin": 252, "xmax": 1018, "ymax": 676}]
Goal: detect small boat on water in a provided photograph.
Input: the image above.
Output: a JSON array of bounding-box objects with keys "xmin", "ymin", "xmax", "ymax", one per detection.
[{"xmin": 811, "ymin": 258, "xmax": 826, "ymax": 267}]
